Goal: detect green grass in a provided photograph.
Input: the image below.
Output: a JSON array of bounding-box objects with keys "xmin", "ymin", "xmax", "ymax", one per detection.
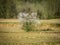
[
  {"xmin": 0, "ymin": 20, "xmax": 60, "ymax": 45},
  {"xmin": 0, "ymin": 32, "xmax": 60, "ymax": 45},
  {"xmin": 0, "ymin": 42, "xmax": 60, "ymax": 45},
  {"xmin": 0, "ymin": 22, "xmax": 20, "ymax": 24}
]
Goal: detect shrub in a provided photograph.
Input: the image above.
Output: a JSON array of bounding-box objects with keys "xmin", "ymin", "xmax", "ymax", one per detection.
[{"xmin": 23, "ymin": 22, "xmax": 33, "ymax": 32}]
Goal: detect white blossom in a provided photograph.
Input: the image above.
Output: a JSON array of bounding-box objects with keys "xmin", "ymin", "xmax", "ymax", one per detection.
[{"xmin": 18, "ymin": 12, "xmax": 38, "ymax": 23}]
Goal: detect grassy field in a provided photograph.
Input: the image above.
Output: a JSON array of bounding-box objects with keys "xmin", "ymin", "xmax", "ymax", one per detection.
[{"xmin": 0, "ymin": 19, "xmax": 60, "ymax": 45}]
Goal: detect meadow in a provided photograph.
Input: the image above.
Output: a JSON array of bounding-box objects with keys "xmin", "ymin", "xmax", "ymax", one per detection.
[{"xmin": 0, "ymin": 19, "xmax": 60, "ymax": 45}]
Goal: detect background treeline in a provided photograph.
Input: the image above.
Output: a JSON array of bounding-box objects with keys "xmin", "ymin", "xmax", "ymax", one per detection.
[{"xmin": 0, "ymin": 0, "xmax": 60, "ymax": 19}]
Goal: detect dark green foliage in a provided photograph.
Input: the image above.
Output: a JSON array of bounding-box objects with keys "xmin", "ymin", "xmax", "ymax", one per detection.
[
  {"xmin": 0, "ymin": 0, "xmax": 17, "ymax": 19},
  {"xmin": 37, "ymin": 10, "xmax": 42, "ymax": 19},
  {"xmin": 54, "ymin": 8, "xmax": 60, "ymax": 18},
  {"xmin": 23, "ymin": 22, "xmax": 32, "ymax": 32},
  {"xmin": 0, "ymin": 0, "xmax": 7, "ymax": 18},
  {"xmin": 20, "ymin": 0, "xmax": 42, "ymax": 3},
  {"xmin": 0, "ymin": 0, "xmax": 60, "ymax": 19}
]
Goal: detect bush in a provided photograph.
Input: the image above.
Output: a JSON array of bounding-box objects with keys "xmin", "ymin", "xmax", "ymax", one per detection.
[{"xmin": 23, "ymin": 22, "xmax": 33, "ymax": 32}]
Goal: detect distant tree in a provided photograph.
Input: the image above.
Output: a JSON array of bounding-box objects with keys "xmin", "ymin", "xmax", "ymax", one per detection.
[
  {"xmin": 0, "ymin": 0, "xmax": 17, "ymax": 19},
  {"xmin": 0, "ymin": 0, "xmax": 7, "ymax": 18},
  {"xmin": 55, "ymin": 8, "xmax": 60, "ymax": 18},
  {"xmin": 37, "ymin": 10, "xmax": 42, "ymax": 19},
  {"xmin": 6, "ymin": 0, "xmax": 17, "ymax": 18},
  {"xmin": 20, "ymin": 0, "xmax": 42, "ymax": 3}
]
